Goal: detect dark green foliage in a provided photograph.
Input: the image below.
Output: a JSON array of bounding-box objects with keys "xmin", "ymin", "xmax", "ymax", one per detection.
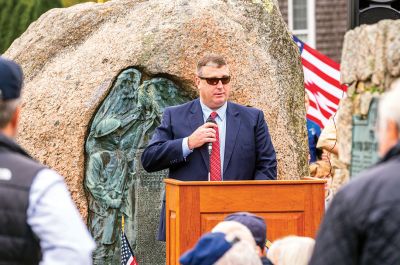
[
  {"xmin": 61, "ymin": 0, "xmax": 110, "ymax": 7},
  {"xmin": 0, "ymin": 0, "xmax": 62, "ymax": 54}
]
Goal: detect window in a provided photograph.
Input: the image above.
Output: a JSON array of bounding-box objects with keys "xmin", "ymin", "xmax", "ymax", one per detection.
[{"xmin": 288, "ymin": 0, "xmax": 315, "ymax": 47}]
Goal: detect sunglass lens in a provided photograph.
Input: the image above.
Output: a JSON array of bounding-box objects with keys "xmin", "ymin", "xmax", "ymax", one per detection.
[
  {"xmin": 205, "ymin": 77, "xmax": 230, "ymax": 85},
  {"xmin": 221, "ymin": 76, "xmax": 230, "ymax": 84},
  {"xmin": 206, "ymin": 78, "xmax": 219, "ymax": 85}
]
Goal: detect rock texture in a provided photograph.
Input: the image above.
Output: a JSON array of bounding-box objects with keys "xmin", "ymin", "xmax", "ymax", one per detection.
[
  {"xmin": 5, "ymin": 0, "xmax": 308, "ymax": 219},
  {"xmin": 337, "ymin": 20, "xmax": 400, "ymax": 174},
  {"xmin": 341, "ymin": 20, "xmax": 400, "ymax": 90}
]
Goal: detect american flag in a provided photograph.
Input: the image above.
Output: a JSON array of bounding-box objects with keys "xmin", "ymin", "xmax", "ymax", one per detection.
[
  {"xmin": 293, "ymin": 35, "xmax": 347, "ymax": 128},
  {"xmin": 121, "ymin": 232, "xmax": 138, "ymax": 265}
]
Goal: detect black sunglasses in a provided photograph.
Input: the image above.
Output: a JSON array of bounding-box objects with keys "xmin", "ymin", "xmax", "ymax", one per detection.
[{"xmin": 198, "ymin": 76, "xmax": 231, "ymax": 85}]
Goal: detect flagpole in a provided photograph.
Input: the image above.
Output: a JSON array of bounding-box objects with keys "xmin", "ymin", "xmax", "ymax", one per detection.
[{"xmin": 122, "ymin": 215, "xmax": 125, "ymax": 233}]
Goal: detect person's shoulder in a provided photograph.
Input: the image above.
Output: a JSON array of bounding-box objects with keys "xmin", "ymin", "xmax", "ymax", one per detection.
[
  {"xmin": 35, "ymin": 168, "xmax": 64, "ymax": 184},
  {"xmin": 165, "ymin": 99, "xmax": 197, "ymax": 112},
  {"xmin": 335, "ymin": 157, "xmax": 400, "ymax": 209},
  {"xmin": 228, "ymin": 101, "xmax": 262, "ymax": 114},
  {"xmin": 6, "ymin": 151, "xmax": 43, "ymax": 168}
]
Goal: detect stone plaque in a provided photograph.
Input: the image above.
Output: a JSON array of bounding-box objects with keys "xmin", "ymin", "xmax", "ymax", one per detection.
[
  {"xmin": 134, "ymin": 149, "xmax": 166, "ymax": 264},
  {"xmin": 85, "ymin": 68, "xmax": 190, "ymax": 264},
  {"xmin": 350, "ymin": 98, "xmax": 379, "ymax": 177}
]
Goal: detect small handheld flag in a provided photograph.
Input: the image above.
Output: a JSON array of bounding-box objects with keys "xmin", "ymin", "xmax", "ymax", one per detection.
[{"xmin": 121, "ymin": 216, "xmax": 138, "ymax": 265}]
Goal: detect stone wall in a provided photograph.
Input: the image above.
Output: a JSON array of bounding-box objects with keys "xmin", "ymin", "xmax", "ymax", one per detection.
[{"xmin": 337, "ymin": 19, "xmax": 400, "ymax": 172}]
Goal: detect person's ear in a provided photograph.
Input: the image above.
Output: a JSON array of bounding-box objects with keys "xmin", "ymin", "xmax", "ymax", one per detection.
[
  {"xmin": 380, "ymin": 119, "xmax": 400, "ymax": 157},
  {"xmin": 195, "ymin": 76, "xmax": 201, "ymax": 87},
  {"xmin": 10, "ymin": 106, "xmax": 21, "ymax": 137},
  {"xmin": 387, "ymin": 120, "xmax": 399, "ymax": 143}
]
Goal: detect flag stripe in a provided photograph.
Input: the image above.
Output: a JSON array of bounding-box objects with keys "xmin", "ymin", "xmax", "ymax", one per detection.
[
  {"xmin": 303, "ymin": 67, "xmax": 345, "ymax": 100},
  {"xmin": 294, "ymin": 35, "xmax": 346, "ymax": 128},
  {"xmin": 305, "ymin": 81, "xmax": 341, "ymax": 106},
  {"xmin": 307, "ymin": 112, "xmax": 325, "ymax": 128},
  {"xmin": 308, "ymin": 107, "xmax": 328, "ymax": 127},
  {"xmin": 307, "ymin": 94, "xmax": 335, "ymax": 117},
  {"xmin": 301, "ymin": 48, "xmax": 341, "ymax": 81},
  {"xmin": 303, "ymin": 44, "xmax": 341, "ymax": 70},
  {"xmin": 302, "ymin": 58, "xmax": 341, "ymax": 88}
]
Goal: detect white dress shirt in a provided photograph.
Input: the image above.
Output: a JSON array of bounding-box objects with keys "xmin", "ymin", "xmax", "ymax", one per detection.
[
  {"xmin": 182, "ymin": 101, "xmax": 227, "ymax": 179},
  {"xmin": 27, "ymin": 169, "xmax": 95, "ymax": 265}
]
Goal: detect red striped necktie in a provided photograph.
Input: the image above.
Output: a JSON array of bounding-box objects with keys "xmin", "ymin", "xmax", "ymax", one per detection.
[{"xmin": 209, "ymin": 112, "xmax": 221, "ymax": 181}]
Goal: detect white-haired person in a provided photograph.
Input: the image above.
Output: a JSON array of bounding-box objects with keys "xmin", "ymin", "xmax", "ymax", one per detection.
[
  {"xmin": 267, "ymin": 236, "xmax": 315, "ymax": 265},
  {"xmin": 212, "ymin": 221, "xmax": 262, "ymax": 265},
  {"xmin": 223, "ymin": 212, "xmax": 273, "ymax": 265},
  {"xmin": 309, "ymin": 81, "xmax": 400, "ymax": 264},
  {"xmin": 180, "ymin": 221, "xmax": 261, "ymax": 265}
]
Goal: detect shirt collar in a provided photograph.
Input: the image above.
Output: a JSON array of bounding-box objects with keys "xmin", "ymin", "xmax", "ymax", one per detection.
[{"xmin": 199, "ymin": 100, "xmax": 227, "ymax": 121}]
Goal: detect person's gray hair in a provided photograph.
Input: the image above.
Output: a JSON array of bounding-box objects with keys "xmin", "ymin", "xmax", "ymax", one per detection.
[
  {"xmin": 212, "ymin": 221, "xmax": 261, "ymax": 265},
  {"xmin": 215, "ymin": 240, "xmax": 262, "ymax": 265},
  {"xmin": 379, "ymin": 80, "xmax": 400, "ymax": 137},
  {"xmin": 0, "ymin": 98, "xmax": 20, "ymax": 128},
  {"xmin": 267, "ymin": 236, "xmax": 315, "ymax": 265},
  {"xmin": 212, "ymin": 221, "xmax": 257, "ymax": 247}
]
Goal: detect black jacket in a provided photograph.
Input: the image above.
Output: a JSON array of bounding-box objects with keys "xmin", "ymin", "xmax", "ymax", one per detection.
[
  {"xmin": 309, "ymin": 142, "xmax": 400, "ymax": 265},
  {"xmin": 0, "ymin": 133, "xmax": 43, "ymax": 265}
]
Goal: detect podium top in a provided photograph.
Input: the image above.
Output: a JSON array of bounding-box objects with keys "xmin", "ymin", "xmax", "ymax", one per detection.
[{"xmin": 164, "ymin": 178, "xmax": 325, "ymax": 186}]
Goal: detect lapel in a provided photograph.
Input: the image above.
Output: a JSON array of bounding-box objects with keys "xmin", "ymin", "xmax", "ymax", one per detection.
[
  {"xmin": 223, "ymin": 102, "xmax": 240, "ymax": 174},
  {"xmin": 189, "ymin": 99, "xmax": 209, "ymax": 168}
]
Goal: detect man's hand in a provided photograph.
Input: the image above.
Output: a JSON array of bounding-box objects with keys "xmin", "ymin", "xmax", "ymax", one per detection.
[{"xmin": 188, "ymin": 122, "xmax": 218, "ymax": 150}]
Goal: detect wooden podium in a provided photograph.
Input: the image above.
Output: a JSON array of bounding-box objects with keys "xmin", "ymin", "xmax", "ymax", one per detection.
[{"xmin": 164, "ymin": 179, "xmax": 325, "ymax": 265}]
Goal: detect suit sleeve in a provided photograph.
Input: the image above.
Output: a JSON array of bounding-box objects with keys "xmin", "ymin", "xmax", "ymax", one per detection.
[
  {"xmin": 254, "ymin": 110, "xmax": 277, "ymax": 180},
  {"xmin": 141, "ymin": 108, "xmax": 186, "ymax": 172}
]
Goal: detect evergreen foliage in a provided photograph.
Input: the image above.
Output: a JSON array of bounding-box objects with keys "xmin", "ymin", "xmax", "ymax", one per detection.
[
  {"xmin": 62, "ymin": 0, "xmax": 109, "ymax": 7},
  {"xmin": 0, "ymin": 0, "xmax": 62, "ymax": 54}
]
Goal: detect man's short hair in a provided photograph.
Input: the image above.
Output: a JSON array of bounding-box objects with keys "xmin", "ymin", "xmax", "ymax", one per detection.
[
  {"xmin": 267, "ymin": 236, "xmax": 315, "ymax": 265},
  {"xmin": 196, "ymin": 54, "xmax": 228, "ymax": 76},
  {"xmin": 215, "ymin": 239, "xmax": 262, "ymax": 265}
]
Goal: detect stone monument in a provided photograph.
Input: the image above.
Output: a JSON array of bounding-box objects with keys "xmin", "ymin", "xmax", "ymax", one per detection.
[
  {"xmin": 85, "ymin": 68, "xmax": 190, "ymax": 263},
  {"xmin": 335, "ymin": 19, "xmax": 400, "ymax": 181},
  {"xmin": 4, "ymin": 0, "xmax": 308, "ymax": 263}
]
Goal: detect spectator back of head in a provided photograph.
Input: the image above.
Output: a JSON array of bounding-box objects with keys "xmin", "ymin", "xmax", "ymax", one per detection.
[
  {"xmin": 267, "ymin": 236, "xmax": 315, "ymax": 265},
  {"xmin": 224, "ymin": 212, "xmax": 267, "ymax": 249},
  {"xmin": 212, "ymin": 220, "xmax": 257, "ymax": 247},
  {"xmin": 179, "ymin": 232, "xmax": 238, "ymax": 265}
]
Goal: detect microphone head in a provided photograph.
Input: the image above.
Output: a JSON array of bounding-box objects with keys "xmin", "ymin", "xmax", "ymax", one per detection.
[{"xmin": 206, "ymin": 116, "xmax": 217, "ymax": 124}]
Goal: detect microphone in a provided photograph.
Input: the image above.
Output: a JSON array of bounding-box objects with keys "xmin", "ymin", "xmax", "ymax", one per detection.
[{"xmin": 206, "ymin": 116, "xmax": 217, "ymax": 155}]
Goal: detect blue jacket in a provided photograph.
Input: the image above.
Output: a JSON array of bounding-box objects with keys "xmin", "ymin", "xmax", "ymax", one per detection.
[{"xmin": 307, "ymin": 118, "xmax": 321, "ymax": 163}]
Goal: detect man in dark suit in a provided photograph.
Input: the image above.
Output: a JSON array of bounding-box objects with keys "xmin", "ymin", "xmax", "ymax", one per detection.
[{"xmin": 141, "ymin": 54, "xmax": 277, "ymax": 240}]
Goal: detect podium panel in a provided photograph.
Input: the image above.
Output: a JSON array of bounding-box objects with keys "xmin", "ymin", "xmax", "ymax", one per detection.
[{"xmin": 164, "ymin": 179, "xmax": 325, "ymax": 265}]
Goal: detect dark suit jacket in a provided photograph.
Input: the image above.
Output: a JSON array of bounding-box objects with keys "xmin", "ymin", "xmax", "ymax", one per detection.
[{"xmin": 141, "ymin": 99, "xmax": 277, "ymax": 240}]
